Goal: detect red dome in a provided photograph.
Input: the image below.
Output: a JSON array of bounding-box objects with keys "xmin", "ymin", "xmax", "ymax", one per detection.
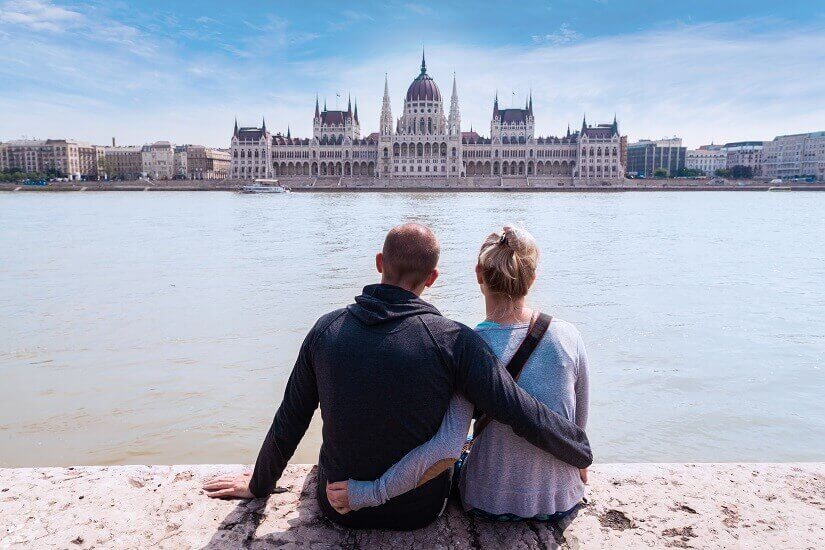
[{"xmin": 406, "ymin": 72, "xmax": 441, "ymax": 102}]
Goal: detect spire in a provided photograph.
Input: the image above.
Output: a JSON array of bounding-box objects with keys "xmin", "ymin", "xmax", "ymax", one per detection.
[
  {"xmin": 233, "ymin": 117, "xmax": 238, "ymax": 138},
  {"xmin": 287, "ymin": 126, "xmax": 291, "ymax": 139},
  {"xmin": 324, "ymin": 98, "xmax": 327, "ymax": 111},
  {"xmin": 314, "ymin": 94, "xmax": 320, "ymax": 119},
  {"xmin": 581, "ymin": 113, "xmax": 587, "ymax": 132},
  {"xmin": 354, "ymin": 98, "xmax": 359, "ymax": 123},
  {"xmin": 528, "ymin": 91, "xmax": 533, "ymax": 116},
  {"xmin": 612, "ymin": 113, "xmax": 618, "ymax": 134},
  {"xmin": 448, "ymin": 72, "xmax": 461, "ymax": 136},
  {"xmin": 567, "ymin": 123, "xmax": 571, "ymax": 137},
  {"xmin": 420, "ymin": 48, "xmax": 427, "ymax": 74},
  {"xmin": 261, "ymin": 117, "xmax": 266, "ymax": 132},
  {"xmin": 347, "ymin": 93, "xmax": 352, "ymax": 114},
  {"xmin": 380, "ymin": 73, "xmax": 393, "ymax": 136}
]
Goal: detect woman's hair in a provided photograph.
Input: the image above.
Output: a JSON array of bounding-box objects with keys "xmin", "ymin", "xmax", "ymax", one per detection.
[{"xmin": 477, "ymin": 225, "xmax": 539, "ymax": 297}]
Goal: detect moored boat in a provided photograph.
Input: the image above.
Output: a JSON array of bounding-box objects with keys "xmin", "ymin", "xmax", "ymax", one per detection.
[{"xmin": 239, "ymin": 179, "xmax": 290, "ymax": 194}]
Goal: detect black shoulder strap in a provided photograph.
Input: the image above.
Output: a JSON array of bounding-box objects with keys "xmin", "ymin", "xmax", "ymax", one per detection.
[
  {"xmin": 471, "ymin": 312, "xmax": 552, "ymax": 440},
  {"xmin": 505, "ymin": 312, "xmax": 552, "ymax": 381}
]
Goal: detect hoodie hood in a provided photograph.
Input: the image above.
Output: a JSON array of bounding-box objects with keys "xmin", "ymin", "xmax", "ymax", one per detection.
[{"xmin": 347, "ymin": 284, "xmax": 441, "ymax": 326}]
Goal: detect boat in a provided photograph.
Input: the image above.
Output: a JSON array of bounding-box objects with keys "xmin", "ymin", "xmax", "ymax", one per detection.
[
  {"xmin": 239, "ymin": 179, "xmax": 290, "ymax": 194},
  {"xmin": 768, "ymin": 186, "xmax": 792, "ymax": 192}
]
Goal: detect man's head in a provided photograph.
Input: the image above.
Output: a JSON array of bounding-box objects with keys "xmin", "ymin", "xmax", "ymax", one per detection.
[{"xmin": 376, "ymin": 223, "xmax": 440, "ymax": 295}]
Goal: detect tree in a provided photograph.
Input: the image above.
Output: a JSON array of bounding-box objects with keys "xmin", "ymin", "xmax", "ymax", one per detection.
[
  {"xmin": 729, "ymin": 165, "xmax": 753, "ymax": 179},
  {"xmin": 653, "ymin": 168, "xmax": 668, "ymax": 178},
  {"xmin": 677, "ymin": 167, "xmax": 703, "ymax": 178},
  {"xmin": 714, "ymin": 168, "xmax": 731, "ymax": 178}
]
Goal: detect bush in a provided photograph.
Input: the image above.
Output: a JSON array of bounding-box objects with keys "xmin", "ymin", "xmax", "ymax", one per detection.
[{"xmin": 653, "ymin": 168, "xmax": 669, "ymax": 178}]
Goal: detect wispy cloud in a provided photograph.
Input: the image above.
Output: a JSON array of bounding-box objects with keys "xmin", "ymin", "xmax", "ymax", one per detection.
[
  {"xmin": 1, "ymin": 7, "xmax": 824, "ymax": 151},
  {"xmin": 0, "ymin": 0, "xmax": 81, "ymax": 32},
  {"xmin": 532, "ymin": 23, "xmax": 581, "ymax": 45}
]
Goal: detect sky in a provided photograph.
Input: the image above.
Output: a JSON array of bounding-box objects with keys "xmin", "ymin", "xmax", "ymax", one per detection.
[{"xmin": 1, "ymin": 0, "xmax": 824, "ymax": 149}]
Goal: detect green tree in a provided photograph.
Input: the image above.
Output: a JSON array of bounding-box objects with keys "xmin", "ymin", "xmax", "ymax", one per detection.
[
  {"xmin": 677, "ymin": 167, "xmax": 703, "ymax": 177},
  {"xmin": 653, "ymin": 168, "xmax": 668, "ymax": 178},
  {"xmin": 729, "ymin": 165, "xmax": 753, "ymax": 179},
  {"xmin": 714, "ymin": 168, "xmax": 731, "ymax": 178}
]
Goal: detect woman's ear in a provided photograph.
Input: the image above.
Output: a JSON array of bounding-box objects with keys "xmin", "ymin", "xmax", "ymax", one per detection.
[{"xmin": 475, "ymin": 263, "xmax": 484, "ymax": 285}]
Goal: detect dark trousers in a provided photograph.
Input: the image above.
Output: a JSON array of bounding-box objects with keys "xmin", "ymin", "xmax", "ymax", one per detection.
[{"xmin": 317, "ymin": 468, "xmax": 452, "ymax": 531}]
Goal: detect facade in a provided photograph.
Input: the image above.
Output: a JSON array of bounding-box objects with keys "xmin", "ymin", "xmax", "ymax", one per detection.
[
  {"xmin": 762, "ymin": 132, "xmax": 825, "ymax": 181},
  {"xmin": 184, "ymin": 146, "xmax": 230, "ymax": 179},
  {"xmin": 0, "ymin": 139, "xmax": 103, "ymax": 179},
  {"xmin": 230, "ymin": 53, "xmax": 623, "ymax": 182},
  {"xmin": 686, "ymin": 147, "xmax": 727, "ymax": 175},
  {"xmin": 141, "ymin": 141, "xmax": 175, "ymax": 180},
  {"xmin": 626, "ymin": 138, "xmax": 686, "ymax": 177},
  {"xmin": 722, "ymin": 141, "xmax": 763, "ymax": 176},
  {"xmin": 103, "ymin": 146, "xmax": 143, "ymax": 179}
]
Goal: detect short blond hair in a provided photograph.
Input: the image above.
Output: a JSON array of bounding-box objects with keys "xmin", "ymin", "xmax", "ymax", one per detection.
[{"xmin": 477, "ymin": 225, "xmax": 539, "ymax": 297}]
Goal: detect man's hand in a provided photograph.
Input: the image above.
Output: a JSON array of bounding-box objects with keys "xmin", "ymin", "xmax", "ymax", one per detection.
[
  {"xmin": 203, "ymin": 472, "xmax": 255, "ymax": 499},
  {"xmin": 326, "ymin": 481, "xmax": 351, "ymax": 514},
  {"xmin": 579, "ymin": 468, "xmax": 589, "ymax": 484}
]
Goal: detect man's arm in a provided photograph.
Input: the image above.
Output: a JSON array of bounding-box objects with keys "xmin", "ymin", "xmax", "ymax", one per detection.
[
  {"xmin": 247, "ymin": 328, "xmax": 320, "ymax": 497},
  {"xmin": 454, "ymin": 327, "xmax": 593, "ymax": 469}
]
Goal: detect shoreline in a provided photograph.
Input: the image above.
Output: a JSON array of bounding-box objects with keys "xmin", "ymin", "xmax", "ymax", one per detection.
[
  {"xmin": 2, "ymin": 463, "xmax": 822, "ymax": 548},
  {"xmin": 2, "ymin": 180, "xmax": 825, "ymax": 193}
]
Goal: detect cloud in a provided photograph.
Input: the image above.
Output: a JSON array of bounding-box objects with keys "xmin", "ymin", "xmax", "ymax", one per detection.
[
  {"xmin": 403, "ymin": 3, "xmax": 434, "ymax": 16},
  {"xmin": 0, "ymin": 0, "xmax": 82, "ymax": 32},
  {"xmin": 1, "ymin": 12, "xmax": 824, "ymax": 151},
  {"xmin": 532, "ymin": 23, "xmax": 581, "ymax": 45}
]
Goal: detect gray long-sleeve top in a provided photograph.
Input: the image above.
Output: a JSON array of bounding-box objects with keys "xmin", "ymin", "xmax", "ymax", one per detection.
[{"xmin": 348, "ymin": 318, "xmax": 590, "ymax": 517}]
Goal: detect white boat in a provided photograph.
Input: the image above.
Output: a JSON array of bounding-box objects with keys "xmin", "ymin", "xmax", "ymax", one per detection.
[{"xmin": 239, "ymin": 179, "xmax": 290, "ymax": 194}]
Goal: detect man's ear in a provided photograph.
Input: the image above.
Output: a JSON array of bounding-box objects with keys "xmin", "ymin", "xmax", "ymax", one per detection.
[
  {"xmin": 424, "ymin": 268, "xmax": 439, "ymax": 289},
  {"xmin": 475, "ymin": 263, "xmax": 484, "ymax": 285},
  {"xmin": 376, "ymin": 252, "xmax": 384, "ymax": 274}
]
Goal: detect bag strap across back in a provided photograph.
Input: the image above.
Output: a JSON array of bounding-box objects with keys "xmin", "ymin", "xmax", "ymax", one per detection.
[{"xmin": 471, "ymin": 312, "xmax": 552, "ymax": 440}]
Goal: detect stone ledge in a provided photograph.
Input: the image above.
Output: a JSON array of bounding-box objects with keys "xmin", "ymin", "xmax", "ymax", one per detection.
[{"xmin": 1, "ymin": 463, "xmax": 823, "ymax": 549}]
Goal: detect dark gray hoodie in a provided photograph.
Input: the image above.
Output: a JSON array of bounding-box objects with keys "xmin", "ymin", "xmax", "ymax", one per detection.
[{"xmin": 249, "ymin": 284, "xmax": 592, "ymax": 530}]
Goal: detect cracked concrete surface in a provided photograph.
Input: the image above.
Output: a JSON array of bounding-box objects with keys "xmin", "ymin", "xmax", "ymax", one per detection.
[{"xmin": 1, "ymin": 463, "xmax": 823, "ymax": 549}]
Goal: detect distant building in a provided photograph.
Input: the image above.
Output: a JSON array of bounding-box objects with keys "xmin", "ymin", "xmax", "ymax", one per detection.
[
  {"xmin": 103, "ymin": 146, "xmax": 143, "ymax": 179},
  {"xmin": 626, "ymin": 138, "xmax": 686, "ymax": 177},
  {"xmin": 686, "ymin": 147, "xmax": 727, "ymax": 175},
  {"xmin": 141, "ymin": 141, "xmax": 175, "ymax": 180},
  {"xmin": 180, "ymin": 145, "xmax": 230, "ymax": 180},
  {"xmin": 762, "ymin": 132, "xmax": 825, "ymax": 181},
  {"xmin": 230, "ymin": 51, "xmax": 624, "ymax": 182},
  {"xmin": 722, "ymin": 141, "xmax": 764, "ymax": 176},
  {"xmin": 0, "ymin": 139, "xmax": 103, "ymax": 179}
]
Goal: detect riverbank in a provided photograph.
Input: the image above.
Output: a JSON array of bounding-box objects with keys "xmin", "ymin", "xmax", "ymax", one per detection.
[
  {"xmin": 2, "ymin": 179, "xmax": 825, "ymax": 192},
  {"xmin": 1, "ymin": 464, "xmax": 822, "ymax": 548}
]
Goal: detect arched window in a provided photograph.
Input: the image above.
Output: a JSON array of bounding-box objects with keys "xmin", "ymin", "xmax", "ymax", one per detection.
[
  {"xmin": 401, "ymin": 143, "xmax": 408, "ymax": 157},
  {"xmin": 428, "ymin": 118, "xmax": 433, "ymax": 134},
  {"xmin": 452, "ymin": 147, "xmax": 457, "ymax": 157},
  {"xmin": 393, "ymin": 143, "xmax": 400, "ymax": 157},
  {"xmin": 383, "ymin": 147, "xmax": 388, "ymax": 158},
  {"xmin": 417, "ymin": 143, "xmax": 423, "ymax": 157},
  {"xmin": 441, "ymin": 143, "xmax": 447, "ymax": 157},
  {"xmin": 424, "ymin": 142, "xmax": 431, "ymax": 156}
]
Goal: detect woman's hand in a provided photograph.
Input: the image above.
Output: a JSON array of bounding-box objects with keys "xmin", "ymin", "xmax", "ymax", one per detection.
[
  {"xmin": 203, "ymin": 472, "xmax": 255, "ymax": 499},
  {"xmin": 579, "ymin": 468, "xmax": 589, "ymax": 484},
  {"xmin": 326, "ymin": 481, "xmax": 352, "ymax": 514}
]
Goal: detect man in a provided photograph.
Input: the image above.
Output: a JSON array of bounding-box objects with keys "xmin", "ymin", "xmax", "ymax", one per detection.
[{"xmin": 204, "ymin": 223, "xmax": 592, "ymax": 530}]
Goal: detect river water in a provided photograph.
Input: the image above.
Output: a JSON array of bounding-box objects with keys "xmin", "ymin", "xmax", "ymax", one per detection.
[{"xmin": 1, "ymin": 191, "xmax": 824, "ymax": 467}]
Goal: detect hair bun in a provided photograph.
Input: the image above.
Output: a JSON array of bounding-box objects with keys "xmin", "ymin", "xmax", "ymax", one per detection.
[{"xmin": 501, "ymin": 226, "xmax": 531, "ymax": 254}]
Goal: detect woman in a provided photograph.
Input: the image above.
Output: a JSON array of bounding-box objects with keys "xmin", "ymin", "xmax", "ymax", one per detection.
[{"xmin": 326, "ymin": 225, "xmax": 590, "ymax": 521}]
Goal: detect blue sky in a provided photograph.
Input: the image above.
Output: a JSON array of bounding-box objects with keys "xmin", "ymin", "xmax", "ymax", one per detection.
[{"xmin": 1, "ymin": 0, "xmax": 824, "ymax": 148}]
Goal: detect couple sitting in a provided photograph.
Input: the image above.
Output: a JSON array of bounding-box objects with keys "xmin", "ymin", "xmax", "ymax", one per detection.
[{"xmin": 204, "ymin": 223, "xmax": 592, "ymax": 530}]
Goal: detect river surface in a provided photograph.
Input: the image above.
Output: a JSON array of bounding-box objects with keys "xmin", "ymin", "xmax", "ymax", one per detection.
[{"xmin": 1, "ymin": 191, "xmax": 824, "ymax": 467}]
